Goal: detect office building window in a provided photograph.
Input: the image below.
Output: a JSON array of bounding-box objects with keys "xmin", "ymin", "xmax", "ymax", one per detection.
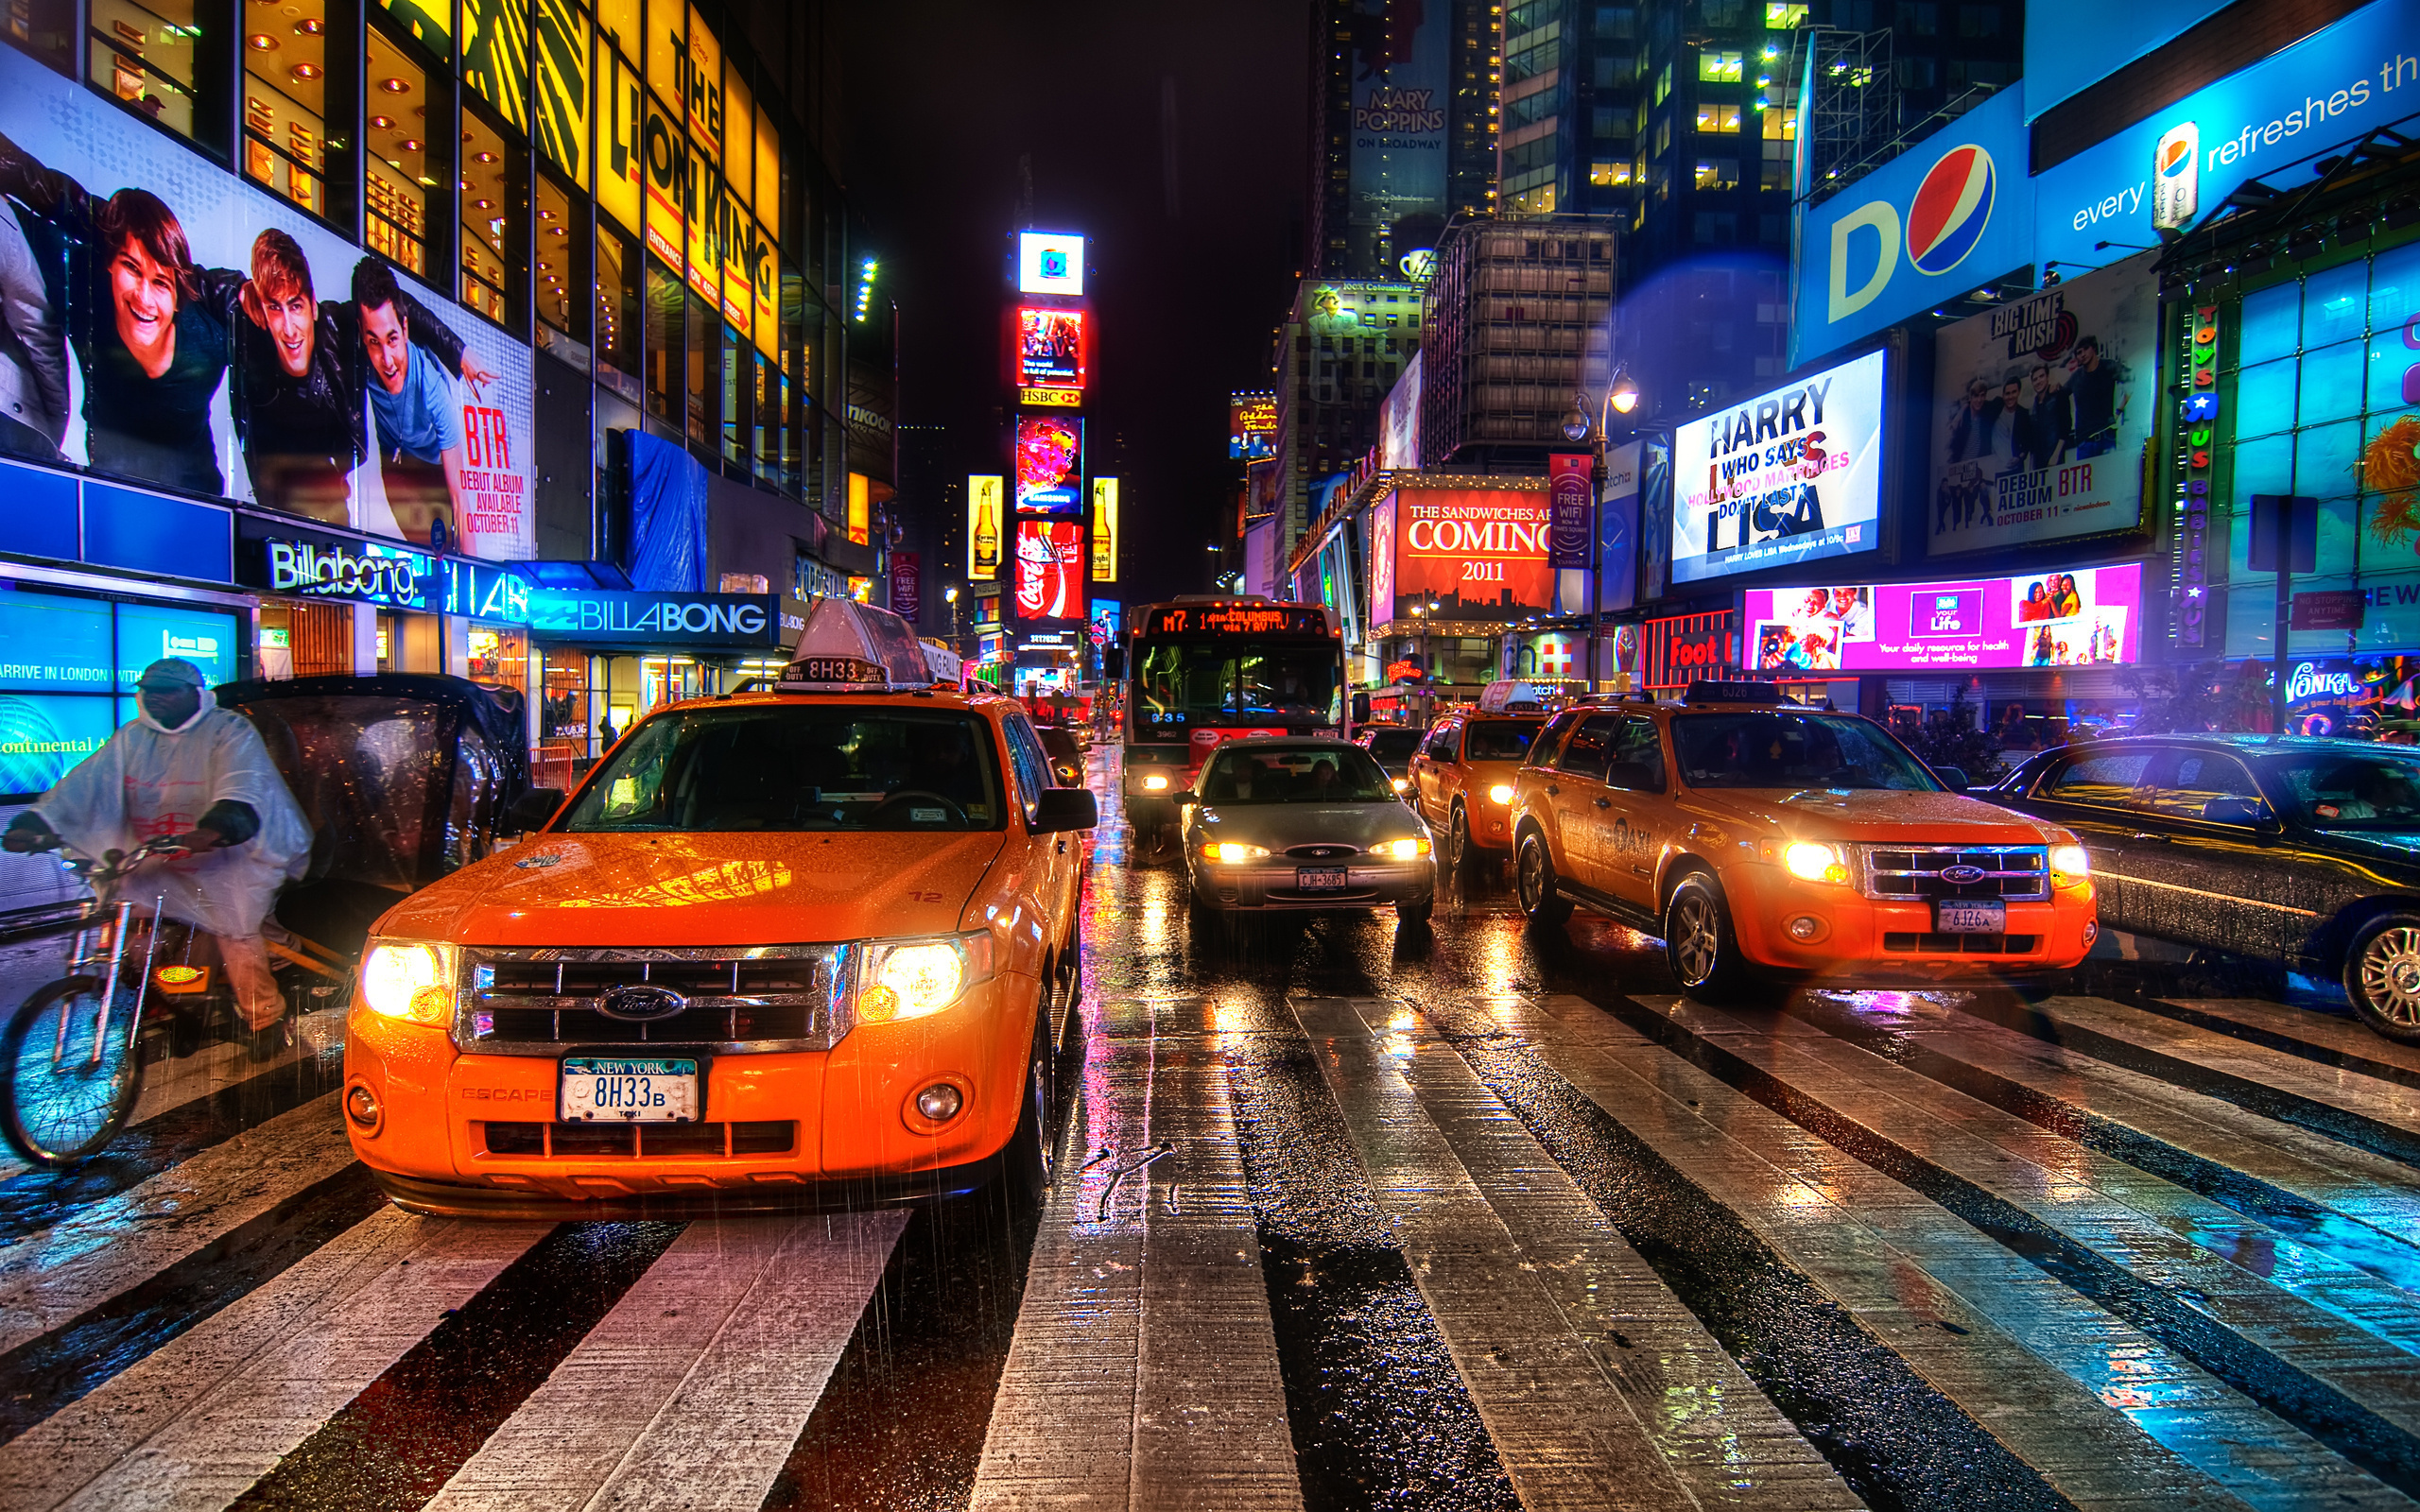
[
  {"xmin": 90, "ymin": 0, "xmax": 219, "ymax": 146},
  {"xmin": 1594, "ymin": 7, "xmax": 1634, "ymax": 37},
  {"xmin": 684, "ymin": 281, "xmax": 715, "ymax": 445},
  {"xmin": 1896, "ymin": 3, "xmax": 1938, "ymax": 33},
  {"xmin": 1956, "ymin": 4, "xmax": 2001, "ymax": 36},
  {"xmin": 458, "ymin": 105, "xmax": 522, "ymax": 327},
  {"xmin": 752, "ymin": 352, "xmax": 783, "ymax": 483},
  {"xmin": 1698, "ymin": 49, "xmax": 1741, "ymax": 82},
  {"xmin": 1701, "ymin": 0, "xmax": 1743, "ymax": 22},
  {"xmin": 1653, "ymin": 61, "xmax": 1670, "ymax": 104},
  {"xmin": 241, "ymin": 0, "xmax": 325, "ymax": 215},
  {"xmin": 596, "ymin": 220, "xmax": 640, "ymax": 401},
  {"xmin": 1595, "ymin": 54, "xmax": 1633, "ymax": 89},
  {"xmin": 1694, "ymin": 159, "xmax": 1738, "ymax": 190},
  {"xmin": 1693, "ymin": 212, "xmax": 1737, "ymax": 244},
  {"xmin": 644, "ymin": 255, "xmax": 682, "ymax": 426},
  {"xmin": 1761, "ymin": 159, "xmax": 1790, "ymax": 190},
  {"xmin": 1896, "ymin": 56, "xmax": 1937, "ymax": 88},
  {"xmin": 534, "ymin": 173, "xmax": 582, "ymax": 351},
  {"xmin": 1765, "ymin": 2, "xmax": 1808, "ymax": 25},
  {"xmin": 1591, "ymin": 160, "xmax": 1633, "ymax": 186},
  {"xmin": 1948, "ymin": 59, "xmax": 2013, "ymax": 88},
  {"xmin": 1695, "ymin": 102, "xmax": 1740, "ymax": 133},
  {"xmin": 364, "ymin": 31, "xmax": 430, "ymax": 276}
]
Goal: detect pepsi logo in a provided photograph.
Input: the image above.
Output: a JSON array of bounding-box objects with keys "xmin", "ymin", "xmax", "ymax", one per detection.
[
  {"xmin": 2158, "ymin": 137, "xmax": 2193, "ymax": 178},
  {"xmin": 1906, "ymin": 144, "xmax": 1995, "ymax": 277}
]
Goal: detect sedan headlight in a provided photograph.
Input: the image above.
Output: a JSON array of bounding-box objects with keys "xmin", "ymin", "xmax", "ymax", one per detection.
[
  {"xmin": 2050, "ymin": 843, "xmax": 2091, "ymax": 883},
  {"xmin": 1141, "ymin": 773, "xmax": 1170, "ymax": 792},
  {"xmin": 1201, "ymin": 841, "xmax": 1271, "ymax": 864},
  {"xmin": 1783, "ymin": 841, "xmax": 1850, "ymax": 884},
  {"xmin": 1487, "ymin": 783, "xmax": 1515, "ymax": 804},
  {"xmin": 1372, "ymin": 837, "xmax": 1432, "ymax": 860},
  {"xmin": 858, "ymin": 932, "xmax": 996, "ymax": 1024},
  {"xmin": 360, "ymin": 940, "xmax": 459, "ymax": 1025}
]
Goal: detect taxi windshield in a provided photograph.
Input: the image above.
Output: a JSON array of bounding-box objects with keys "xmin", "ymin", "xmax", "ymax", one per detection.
[
  {"xmin": 1201, "ymin": 744, "xmax": 1396, "ymax": 804},
  {"xmin": 561, "ymin": 706, "xmax": 1006, "ymax": 833},
  {"xmin": 2262, "ymin": 749, "xmax": 2420, "ymax": 830},
  {"xmin": 1672, "ymin": 711, "xmax": 1939, "ymax": 791},
  {"xmin": 1463, "ymin": 722, "xmax": 1539, "ymax": 762}
]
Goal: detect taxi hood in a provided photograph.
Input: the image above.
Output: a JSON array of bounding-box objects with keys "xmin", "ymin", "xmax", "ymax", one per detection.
[
  {"xmin": 371, "ymin": 830, "xmax": 1007, "ymax": 948},
  {"xmin": 1683, "ymin": 786, "xmax": 2059, "ymax": 845}
]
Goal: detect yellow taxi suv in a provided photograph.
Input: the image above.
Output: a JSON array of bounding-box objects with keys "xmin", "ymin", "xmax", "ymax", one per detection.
[
  {"xmin": 1512, "ymin": 682, "xmax": 2097, "ymax": 1002},
  {"xmin": 342, "ymin": 599, "xmax": 1094, "ymax": 1217}
]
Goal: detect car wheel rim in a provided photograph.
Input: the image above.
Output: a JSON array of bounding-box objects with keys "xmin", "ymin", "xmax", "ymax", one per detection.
[
  {"xmin": 1453, "ymin": 813, "xmax": 1467, "ymax": 868},
  {"xmin": 1672, "ymin": 894, "xmax": 1720, "ymax": 986},
  {"xmin": 1519, "ymin": 842, "xmax": 1546, "ymax": 910},
  {"xmin": 2360, "ymin": 926, "xmax": 2420, "ymax": 1026}
]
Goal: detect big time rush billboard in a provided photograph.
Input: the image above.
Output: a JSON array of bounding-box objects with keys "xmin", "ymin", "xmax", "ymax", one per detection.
[
  {"xmin": 1014, "ymin": 414, "xmax": 1083, "ymax": 515},
  {"xmin": 1671, "ymin": 349, "xmax": 1887, "ymax": 586},
  {"xmin": 1743, "ymin": 563, "xmax": 2143, "ymax": 673},
  {"xmin": 1376, "ymin": 486, "xmax": 1550, "ymax": 625},
  {"xmin": 1012, "ymin": 518, "xmax": 1086, "ymax": 626},
  {"xmin": 0, "ymin": 46, "xmax": 532, "ymax": 559},
  {"xmin": 1929, "ymin": 253, "xmax": 2153, "ymax": 556}
]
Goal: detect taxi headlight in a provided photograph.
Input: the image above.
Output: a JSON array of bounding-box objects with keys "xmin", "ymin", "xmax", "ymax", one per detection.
[
  {"xmin": 1373, "ymin": 837, "xmax": 1432, "ymax": 860},
  {"xmin": 360, "ymin": 940, "xmax": 458, "ymax": 1025},
  {"xmin": 858, "ymin": 932, "xmax": 996, "ymax": 1025},
  {"xmin": 2050, "ymin": 844, "xmax": 2091, "ymax": 883},
  {"xmin": 1141, "ymin": 773, "xmax": 1170, "ymax": 791},
  {"xmin": 1391, "ymin": 776, "xmax": 1409, "ymax": 792},
  {"xmin": 1488, "ymin": 783, "xmax": 1515, "ymax": 804},
  {"xmin": 1783, "ymin": 842, "xmax": 1850, "ymax": 885},
  {"xmin": 1201, "ymin": 841, "xmax": 1271, "ymax": 864}
]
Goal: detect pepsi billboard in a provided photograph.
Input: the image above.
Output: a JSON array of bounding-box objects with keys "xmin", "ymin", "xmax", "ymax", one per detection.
[
  {"xmin": 1791, "ymin": 88, "xmax": 2033, "ymax": 368},
  {"xmin": 2022, "ymin": 0, "xmax": 2234, "ymax": 122}
]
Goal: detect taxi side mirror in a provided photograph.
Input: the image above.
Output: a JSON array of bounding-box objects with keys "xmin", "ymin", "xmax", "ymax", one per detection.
[
  {"xmin": 1171, "ymin": 790, "xmax": 1199, "ymax": 807},
  {"xmin": 501, "ymin": 786, "xmax": 565, "ymax": 835},
  {"xmin": 1032, "ymin": 787, "xmax": 1098, "ymax": 832}
]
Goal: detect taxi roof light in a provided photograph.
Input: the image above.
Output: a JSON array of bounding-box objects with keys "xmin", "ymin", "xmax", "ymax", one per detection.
[{"xmin": 745, "ymin": 598, "xmax": 934, "ymax": 694}]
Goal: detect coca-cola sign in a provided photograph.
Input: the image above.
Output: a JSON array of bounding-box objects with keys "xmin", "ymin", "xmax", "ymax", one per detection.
[{"xmin": 1012, "ymin": 520, "xmax": 1086, "ymax": 626}]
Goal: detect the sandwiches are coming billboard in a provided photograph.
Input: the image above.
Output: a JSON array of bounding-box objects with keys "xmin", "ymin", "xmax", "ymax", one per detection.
[{"xmin": 1375, "ymin": 486, "xmax": 1549, "ymax": 626}]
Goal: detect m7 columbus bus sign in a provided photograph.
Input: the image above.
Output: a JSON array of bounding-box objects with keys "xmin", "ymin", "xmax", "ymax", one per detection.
[{"xmin": 1376, "ymin": 485, "xmax": 1551, "ymax": 625}]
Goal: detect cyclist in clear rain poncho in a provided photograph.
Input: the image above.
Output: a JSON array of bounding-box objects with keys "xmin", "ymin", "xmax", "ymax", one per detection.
[{"xmin": 4, "ymin": 658, "xmax": 310, "ymax": 1038}]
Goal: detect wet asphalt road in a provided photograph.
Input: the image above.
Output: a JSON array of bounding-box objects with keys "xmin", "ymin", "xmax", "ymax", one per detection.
[{"xmin": 1, "ymin": 743, "xmax": 2419, "ymax": 1509}]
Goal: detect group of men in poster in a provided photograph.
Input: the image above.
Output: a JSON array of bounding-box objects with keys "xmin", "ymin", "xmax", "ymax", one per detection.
[
  {"xmin": 1936, "ymin": 335, "xmax": 2126, "ymax": 538},
  {"xmin": 0, "ymin": 130, "xmax": 491, "ymax": 550}
]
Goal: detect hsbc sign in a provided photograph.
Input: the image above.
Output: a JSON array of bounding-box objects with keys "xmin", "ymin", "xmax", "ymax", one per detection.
[{"xmin": 1792, "ymin": 87, "xmax": 2033, "ymax": 368}]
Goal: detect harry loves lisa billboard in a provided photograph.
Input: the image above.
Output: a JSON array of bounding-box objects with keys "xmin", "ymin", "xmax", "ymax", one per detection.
[{"xmin": 0, "ymin": 45, "xmax": 533, "ymax": 560}]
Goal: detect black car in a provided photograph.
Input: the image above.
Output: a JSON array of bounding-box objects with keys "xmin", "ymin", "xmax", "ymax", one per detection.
[
  {"xmin": 1356, "ymin": 725, "xmax": 1425, "ymax": 798},
  {"xmin": 1989, "ymin": 734, "xmax": 2420, "ymax": 1041}
]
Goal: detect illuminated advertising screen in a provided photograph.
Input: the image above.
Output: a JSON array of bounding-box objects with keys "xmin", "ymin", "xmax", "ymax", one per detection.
[
  {"xmin": 1380, "ymin": 488, "xmax": 1550, "ymax": 625},
  {"xmin": 1230, "ymin": 393, "xmax": 1278, "ymax": 460},
  {"xmin": 1012, "ymin": 519, "xmax": 1087, "ymax": 625},
  {"xmin": 1090, "ymin": 477, "xmax": 1118, "ymax": 581},
  {"xmin": 968, "ymin": 474, "xmax": 1004, "ymax": 580},
  {"xmin": 1014, "ymin": 415, "xmax": 1084, "ymax": 515},
  {"xmin": 0, "ymin": 45, "xmax": 535, "ymax": 560},
  {"xmin": 1671, "ymin": 349, "xmax": 1887, "ymax": 585},
  {"xmin": 1016, "ymin": 307, "xmax": 1087, "ymax": 393},
  {"xmin": 0, "ymin": 589, "xmax": 240, "ymax": 796},
  {"xmin": 1741, "ymin": 563, "xmax": 2143, "ymax": 673},
  {"xmin": 1929, "ymin": 253, "xmax": 2153, "ymax": 557},
  {"xmin": 1018, "ymin": 231, "xmax": 1086, "ymax": 297}
]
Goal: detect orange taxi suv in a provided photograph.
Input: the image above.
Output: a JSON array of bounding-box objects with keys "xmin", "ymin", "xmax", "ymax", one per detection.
[
  {"xmin": 340, "ymin": 599, "xmax": 1095, "ymax": 1217},
  {"xmin": 1512, "ymin": 682, "xmax": 2097, "ymax": 1001},
  {"xmin": 1406, "ymin": 711, "xmax": 1548, "ymax": 876}
]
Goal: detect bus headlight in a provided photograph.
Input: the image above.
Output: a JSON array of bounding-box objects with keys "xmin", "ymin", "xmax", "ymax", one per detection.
[
  {"xmin": 361, "ymin": 941, "xmax": 458, "ymax": 1024},
  {"xmin": 1141, "ymin": 773, "xmax": 1170, "ymax": 791}
]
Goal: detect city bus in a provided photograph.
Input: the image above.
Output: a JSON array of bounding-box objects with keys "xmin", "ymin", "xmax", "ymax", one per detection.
[{"xmin": 1115, "ymin": 596, "xmax": 1348, "ymax": 842}]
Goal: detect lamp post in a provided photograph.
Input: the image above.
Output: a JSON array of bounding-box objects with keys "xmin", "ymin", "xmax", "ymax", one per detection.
[{"xmin": 1562, "ymin": 366, "xmax": 1642, "ymax": 694}]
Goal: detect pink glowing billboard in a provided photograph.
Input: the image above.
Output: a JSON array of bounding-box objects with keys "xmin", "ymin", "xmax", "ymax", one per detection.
[{"xmin": 1742, "ymin": 563, "xmax": 2142, "ymax": 674}]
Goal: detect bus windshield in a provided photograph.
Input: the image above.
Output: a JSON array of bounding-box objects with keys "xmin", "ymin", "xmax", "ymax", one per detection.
[{"xmin": 1133, "ymin": 640, "xmax": 1341, "ymax": 737}]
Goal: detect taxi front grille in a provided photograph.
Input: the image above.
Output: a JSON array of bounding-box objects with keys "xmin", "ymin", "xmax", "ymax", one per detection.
[
  {"xmin": 480, "ymin": 1120, "xmax": 798, "ymax": 1158},
  {"xmin": 1882, "ymin": 933, "xmax": 2040, "ymax": 954},
  {"xmin": 457, "ymin": 946, "xmax": 850, "ymax": 1056},
  {"xmin": 1863, "ymin": 847, "xmax": 2048, "ymax": 902}
]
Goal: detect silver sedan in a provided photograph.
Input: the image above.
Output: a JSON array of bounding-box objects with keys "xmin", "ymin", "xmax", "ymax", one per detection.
[{"xmin": 1179, "ymin": 737, "xmax": 1437, "ymax": 921}]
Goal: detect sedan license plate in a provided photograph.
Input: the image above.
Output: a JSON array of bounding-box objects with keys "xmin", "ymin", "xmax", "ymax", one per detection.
[
  {"xmin": 560, "ymin": 1057, "xmax": 700, "ymax": 1123},
  {"xmin": 1296, "ymin": 866, "xmax": 1350, "ymax": 892},
  {"xmin": 1936, "ymin": 899, "xmax": 2007, "ymax": 935}
]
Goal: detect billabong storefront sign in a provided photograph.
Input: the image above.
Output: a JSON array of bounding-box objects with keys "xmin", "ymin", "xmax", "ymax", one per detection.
[
  {"xmin": 235, "ymin": 517, "xmax": 431, "ymax": 609},
  {"xmin": 527, "ymin": 590, "xmax": 779, "ymax": 647}
]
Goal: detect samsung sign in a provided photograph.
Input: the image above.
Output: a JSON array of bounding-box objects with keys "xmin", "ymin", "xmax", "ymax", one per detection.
[{"xmin": 527, "ymin": 590, "xmax": 780, "ymax": 647}]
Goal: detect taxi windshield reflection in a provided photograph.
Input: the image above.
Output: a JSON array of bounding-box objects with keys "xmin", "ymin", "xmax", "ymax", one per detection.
[
  {"xmin": 561, "ymin": 707, "xmax": 1006, "ymax": 833},
  {"xmin": 1672, "ymin": 712, "xmax": 1939, "ymax": 792}
]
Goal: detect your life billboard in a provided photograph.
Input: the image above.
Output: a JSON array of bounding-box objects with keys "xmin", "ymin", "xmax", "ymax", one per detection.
[
  {"xmin": 1743, "ymin": 563, "xmax": 2143, "ymax": 672},
  {"xmin": 1671, "ymin": 349, "xmax": 1886, "ymax": 585},
  {"xmin": 0, "ymin": 45, "xmax": 533, "ymax": 560},
  {"xmin": 1928, "ymin": 253, "xmax": 2153, "ymax": 556}
]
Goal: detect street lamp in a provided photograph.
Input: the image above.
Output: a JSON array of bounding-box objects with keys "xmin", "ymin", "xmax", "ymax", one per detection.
[{"xmin": 1572, "ymin": 364, "xmax": 1642, "ymax": 694}]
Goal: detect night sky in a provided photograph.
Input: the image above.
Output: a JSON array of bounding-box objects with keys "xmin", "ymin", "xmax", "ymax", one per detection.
[{"xmin": 839, "ymin": 2, "xmax": 1309, "ymax": 609}]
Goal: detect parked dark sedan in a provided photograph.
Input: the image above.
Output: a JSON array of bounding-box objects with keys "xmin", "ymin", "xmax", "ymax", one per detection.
[{"xmin": 1989, "ymin": 734, "xmax": 2420, "ymax": 1041}]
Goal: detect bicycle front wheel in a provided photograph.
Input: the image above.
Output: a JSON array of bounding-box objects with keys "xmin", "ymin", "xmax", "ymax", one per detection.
[{"xmin": 1, "ymin": 975, "xmax": 145, "ymax": 1166}]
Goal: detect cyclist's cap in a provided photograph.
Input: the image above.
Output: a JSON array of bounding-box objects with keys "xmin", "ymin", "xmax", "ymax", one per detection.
[{"xmin": 136, "ymin": 658, "xmax": 206, "ymax": 690}]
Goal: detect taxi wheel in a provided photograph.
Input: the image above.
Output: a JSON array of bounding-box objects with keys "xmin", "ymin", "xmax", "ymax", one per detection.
[
  {"xmin": 2345, "ymin": 913, "xmax": 2420, "ymax": 1043},
  {"xmin": 1666, "ymin": 874, "xmax": 1750, "ymax": 1004},
  {"xmin": 1515, "ymin": 833, "xmax": 1573, "ymax": 928},
  {"xmin": 1448, "ymin": 805, "xmax": 1475, "ymax": 881},
  {"xmin": 1005, "ymin": 1008, "xmax": 1056, "ymax": 1203}
]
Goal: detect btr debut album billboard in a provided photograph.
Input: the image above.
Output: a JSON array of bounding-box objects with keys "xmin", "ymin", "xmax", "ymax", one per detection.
[{"xmin": 0, "ymin": 44, "xmax": 534, "ymax": 559}]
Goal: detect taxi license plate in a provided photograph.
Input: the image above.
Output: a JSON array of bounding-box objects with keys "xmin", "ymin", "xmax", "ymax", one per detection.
[
  {"xmin": 1937, "ymin": 899, "xmax": 2007, "ymax": 934},
  {"xmin": 559, "ymin": 1057, "xmax": 700, "ymax": 1123},
  {"xmin": 1297, "ymin": 866, "xmax": 1349, "ymax": 891}
]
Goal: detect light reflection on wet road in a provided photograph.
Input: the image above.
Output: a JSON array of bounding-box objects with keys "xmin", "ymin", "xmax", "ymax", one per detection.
[{"xmin": 0, "ymin": 741, "xmax": 2417, "ymax": 1509}]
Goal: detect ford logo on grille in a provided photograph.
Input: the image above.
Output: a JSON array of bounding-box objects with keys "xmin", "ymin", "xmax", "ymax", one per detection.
[
  {"xmin": 598, "ymin": 985, "xmax": 689, "ymax": 1021},
  {"xmin": 1940, "ymin": 864, "xmax": 1987, "ymax": 885}
]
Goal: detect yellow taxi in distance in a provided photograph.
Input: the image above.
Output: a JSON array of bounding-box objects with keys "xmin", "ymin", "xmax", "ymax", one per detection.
[
  {"xmin": 341, "ymin": 600, "xmax": 1094, "ymax": 1217},
  {"xmin": 1512, "ymin": 682, "xmax": 2097, "ymax": 1001},
  {"xmin": 1405, "ymin": 713, "xmax": 1548, "ymax": 874}
]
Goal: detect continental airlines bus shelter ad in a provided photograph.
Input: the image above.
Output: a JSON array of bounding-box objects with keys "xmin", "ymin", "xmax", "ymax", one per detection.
[{"xmin": 0, "ymin": 45, "xmax": 534, "ymax": 560}]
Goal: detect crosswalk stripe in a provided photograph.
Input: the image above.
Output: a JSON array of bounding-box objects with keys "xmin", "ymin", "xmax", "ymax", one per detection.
[
  {"xmin": 1484, "ymin": 994, "xmax": 2307, "ymax": 1511},
  {"xmin": 972, "ymin": 997, "xmax": 1301, "ymax": 1511},
  {"xmin": 424, "ymin": 1211, "xmax": 907, "ymax": 1512},
  {"xmin": 2147, "ymin": 996, "xmax": 2420, "ymax": 1089},
  {"xmin": 0, "ymin": 1091, "xmax": 355, "ymax": 1357},
  {"xmin": 1301, "ymin": 995, "xmax": 1861, "ymax": 1511},
  {"xmin": 0, "ymin": 1211, "xmax": 547, "ymax": 1511}
]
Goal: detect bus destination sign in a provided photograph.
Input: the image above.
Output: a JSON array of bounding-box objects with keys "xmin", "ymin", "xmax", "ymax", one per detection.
[{"xmin": 1145, "ymin": 604, "xmax": 1333, "ymax": 637}]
